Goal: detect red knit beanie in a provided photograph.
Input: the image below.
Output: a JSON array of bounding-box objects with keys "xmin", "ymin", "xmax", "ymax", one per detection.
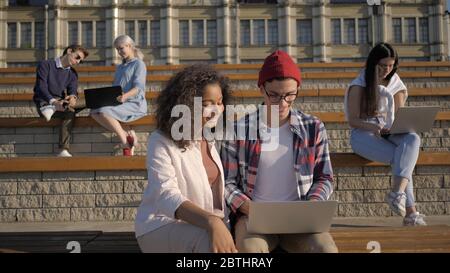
[{"xmin": 258, "ymin": 50, "xmax": 302, "ymax": 87}]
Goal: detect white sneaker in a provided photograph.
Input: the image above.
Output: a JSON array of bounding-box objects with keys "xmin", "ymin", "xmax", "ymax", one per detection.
[
  {"xmin": 386, "ymin": 191, "xmax": 407, "ymax": 217},
  {"xmin": 57, "ymin": 149, "xmax": 72, "ymax": 157},
  {"xmin": 403, "ymin": 212, "xmax": 427, "ymax": 226},
  {"xmin": 40, "ymin": 105, "xmax": 55, "ymax": 122}
]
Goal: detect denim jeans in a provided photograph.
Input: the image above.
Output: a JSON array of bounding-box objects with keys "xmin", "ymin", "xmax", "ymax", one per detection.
[{"xmin": 350, "ymin": 128, "xmax": 421, "ymax": 208}]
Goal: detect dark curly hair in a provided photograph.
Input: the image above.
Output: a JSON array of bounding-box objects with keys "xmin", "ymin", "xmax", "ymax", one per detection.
[{"xmin": 156, "ymin": 63, "xmax": 230, "ymax": 150}]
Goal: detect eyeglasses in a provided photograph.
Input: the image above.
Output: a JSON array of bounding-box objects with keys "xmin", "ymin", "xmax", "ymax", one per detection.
[{"xmin": 263, "ymin": 87, "xmax": 298, "ymax": 104}]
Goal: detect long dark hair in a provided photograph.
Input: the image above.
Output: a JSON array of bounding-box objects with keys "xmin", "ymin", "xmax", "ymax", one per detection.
[
  {"xmin": 364, "ymin": 42, "xmax": 398, "ymax": 116},
  {"xmin": 156, "ymin": 63, "xmax": 230, "ymax": 150}
]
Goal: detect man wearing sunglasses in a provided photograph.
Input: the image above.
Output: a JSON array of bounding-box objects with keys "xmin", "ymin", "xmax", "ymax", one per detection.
[
  {"xmin": 221, "ymin": 50, "xmax": 338, "ymax": 253},
  {"xmin": 33, "ymin": 44, "xmax": 89, "ymax": 157}
]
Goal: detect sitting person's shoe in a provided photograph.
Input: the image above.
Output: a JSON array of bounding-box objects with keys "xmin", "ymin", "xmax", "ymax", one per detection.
[
  {"xmin": 40, "ymin": 105, "xmax": 56, "ymax": 122},
  {"xmin": 403, "ymin": 212, "xmax": 427, "ymax": 226},
  {"xmin": 123, "ymin": 147, "xmax": 132, "ymax": 156},
  {"xmin": 57, "ymin": 149, "xmax": 72, "ymax": 157},
  {"xmin": 126, "ymin": 130, "xmax": 137, "ymax": 156},
  {"xmin": 386, "ymin": 191, "xmax": 407, "ymax": 217}
]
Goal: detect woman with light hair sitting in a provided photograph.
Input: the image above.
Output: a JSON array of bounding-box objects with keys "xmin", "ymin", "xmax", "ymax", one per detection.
[{"xmin": 90, "ymin": 34, "xmax": 147, "ymax": 156}]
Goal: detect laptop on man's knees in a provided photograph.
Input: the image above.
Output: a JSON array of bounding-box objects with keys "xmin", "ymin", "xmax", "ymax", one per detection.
[
  {"xmin": 84, "ymin": 86, "xmax": 123, "ymax": 109},
  {"xmin": 387, "ymin": 106, "xmax": 439, "ymax": 134},
  {"xmin": 247, "ymin": 200, "xmax": 338, "ymax": 234}
]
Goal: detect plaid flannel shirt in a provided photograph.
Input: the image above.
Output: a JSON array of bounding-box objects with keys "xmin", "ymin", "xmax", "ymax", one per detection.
[{"xmin": 220, "ymin": 108, "xmax": 334, "ymax": 214}]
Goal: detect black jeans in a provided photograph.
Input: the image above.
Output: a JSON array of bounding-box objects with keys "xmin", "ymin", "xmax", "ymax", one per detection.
[{"xmin": 36, "ymin": 98, "xmax": 86, "ymax": 150}]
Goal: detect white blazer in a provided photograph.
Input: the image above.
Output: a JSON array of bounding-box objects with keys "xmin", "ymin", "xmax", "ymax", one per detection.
[{"xmin": 135, "ymin": 130, "xmax": 225, "ymax": 238}]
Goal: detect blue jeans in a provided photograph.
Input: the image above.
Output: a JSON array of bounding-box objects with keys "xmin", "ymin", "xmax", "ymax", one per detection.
[{"xmin": 350, "ymin": 128, "xmax": 421, "ymax": 208}]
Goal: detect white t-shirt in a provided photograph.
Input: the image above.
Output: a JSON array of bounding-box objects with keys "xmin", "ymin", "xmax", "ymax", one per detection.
[
  {"xmin": 253, "ymin": 122, "xmax": 299, "ymax": 202},
  {"xmin": 344, "ymin": 69, "xmax": 407, "ymax": 129}
]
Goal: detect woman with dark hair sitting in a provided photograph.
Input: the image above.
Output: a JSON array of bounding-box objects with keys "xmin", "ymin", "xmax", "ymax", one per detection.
[
  {"xmin": 134, "ymin": 64, "xmax": 237, "ymax": 253},
  {"xmin": 345, "ymin": 42, "xmax": 426, "ymax": 226}
]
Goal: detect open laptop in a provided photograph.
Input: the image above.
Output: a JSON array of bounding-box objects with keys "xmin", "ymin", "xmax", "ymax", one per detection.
[
  {"xmin": 84, "ymin": 86, "xmax": 123, "ymax": 109},
  {"xmin": 388, "ymin": 106, "xmax": 439, "ymax": 134},
  {"xmin": 247, "ymin": 200, "xmax": 338, "ymax": 234}
]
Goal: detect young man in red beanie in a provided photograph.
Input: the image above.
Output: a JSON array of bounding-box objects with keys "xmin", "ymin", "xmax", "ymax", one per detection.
[{"xmin": 221, "ymin": 50, "xmax": 338, "ymax": 253}]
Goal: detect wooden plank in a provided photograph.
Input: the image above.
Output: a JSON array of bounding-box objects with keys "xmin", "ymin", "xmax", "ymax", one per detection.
[
  {"xmin": 0, "ymin": 156, "xmax": 147, "ymax": 172},
  {"xmin": 0, "ymin": 151, "xmax": 448, "ymax": 173},
  {"xmin": 2, "ymin": 87, "xmax": 449, "ymax": 101},
  {"xmin": 1, "ymin": 61, "xmax": 448, "ymax": 74},
  {"xmin": 331, "ymin": 152, "xmax": 450, "ymax": 167},
  {"xmin": 0, "ymin": 88, "xmax": 435, "ymax": 102},
  {"xmin": 303, "ymin": 72, "xmax": 358, "ymax": 79},
  {"xmin": 312, "ymin": 112, "xmax": 346, "ymax": 122},
  {"xmin": 0, "ymin": 225, "xmax": 449, "ymax": 253},
  {"xmin": 0, "ymin": 71, "xmax": 448, "ymax": 85},
  {"xmin": 0, "ymin": 111, "xmax": 449, "ymax": 128},
  {"xmin": 431, "ymin": 71, "xmax": 450, "ymax": 78},
  {"xmin": 0, "ymin": 115, "xmax": 157, "ymax": 128}
]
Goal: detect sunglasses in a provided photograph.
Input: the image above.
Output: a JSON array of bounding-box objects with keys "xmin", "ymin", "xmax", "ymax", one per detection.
[{"xmin": 73, "ymin": 53, "xmax": 84, "ymax": 63}]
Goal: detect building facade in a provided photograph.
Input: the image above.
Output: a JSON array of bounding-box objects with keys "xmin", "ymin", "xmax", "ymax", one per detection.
[{"xmin": 0, "ymin": 0, "xmax": 447, "ymax": 66}]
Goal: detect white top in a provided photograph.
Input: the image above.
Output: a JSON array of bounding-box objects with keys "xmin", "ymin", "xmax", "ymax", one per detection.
[
  {"xmin": 253, "ymin": 122, "xmax": 299, "ymax": 202},
  {"xmin": 134, "ymin": 130, "xmax": 226, "ymax": 238},
  {"xmin": 344, "ymin": 69, "xmax": 407, "ymax": 129}
]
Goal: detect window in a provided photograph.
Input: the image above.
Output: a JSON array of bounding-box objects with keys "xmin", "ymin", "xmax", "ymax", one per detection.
[
  {"xmin": 138, "ymin": 20, "xmax": 148, "ymax": 46},
  {"xmin": 20, "ymin": 22, "xmax": 32, "ymax": 48},
  {"xmin": 297, "ymin": 19, "xmax": 312, "ymax": 45},
  {"xmin": 358, "ymin": 18, "xmax": 368, "ymax": 44},
  {"xmin": 392, "ymin": 18, "xmax": 402, "ymax": 43},
  {"xmin": 419, "ymin": 17, "xmax": 429, "ymax": 43},
  {"xmin": 343, "ymin": 19, "xmax": 355, "ymax": 44},
  {"xmin": 240, "ymin": 20, "xmax": 250, "ymax": 45},
  {"xmin": 125, "ymin": 20, "xmax": 135, "ymax": 41},
  {"xmin": 192, "ymin": 20, "xmax": 204, "ymax": 46},
  {"xmin": 35, "ymin": 22, "xmax": 45, "ymax": 49},
  {"xmin": 207, "ymin": 20, "xmax": 217, "ymax": 45},
  {"xmin": 68, "ymin": 21, "xmax": 78, "ymax": 45},
  {"xmin": 151, "ymin": 20, "xmax": 160, "ymax": 46},
  {"xmin": 82, "ymin": 22, "xmax": 93, "ymax": 48},
  {"xmin": 331, "ymin": 19, "xmax": 341, "ymax": 44},
  {"xmin": 267, "ymin": 19, "xmax": 278, "ymax": 44},
  {"xmin": 179, "ymin": 20, "xmax": 189, "ymax": 46},
  {"xmin": 8, "ymin": 23, "xmax": 17, "ymax": 48},
  {"xmin": 405, "ymin": 18, "xmax": 416, "ymax": 43},
  {"xmin": 253, "ymin": 19, "xmax": 265, "ymax": 45},
  {"xmin": 96, "ymin": 21, "xmax": 106, "ymax": 48}
]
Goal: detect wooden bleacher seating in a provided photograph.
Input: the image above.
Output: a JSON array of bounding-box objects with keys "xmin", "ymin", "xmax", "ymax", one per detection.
[
  {"xmin": 0, "ymin": 111, "xmax": 449, "ymax": 127},
  {"xmin": 1, "ymin": 86, "xmax": 449, "ymax": 101},
  {"xmin": 0, "ymin": 151, "xmax": 448, "ymax": 173},
  {"xmin": 0, "ymin": 225, "xmax": 449, "ymax": 253},
  {"xmin": 3, "ymin": 71, "xmax": 450, "ymax": 85}
]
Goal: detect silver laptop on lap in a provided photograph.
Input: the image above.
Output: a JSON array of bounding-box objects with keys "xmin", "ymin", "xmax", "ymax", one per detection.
[
  {"xmin": 388, "ymin": 106, "xmax": 439, "ymax": 134},
  {"xmin": 247, "ymin": 200, "xmax": 338, "ymax": 234}
]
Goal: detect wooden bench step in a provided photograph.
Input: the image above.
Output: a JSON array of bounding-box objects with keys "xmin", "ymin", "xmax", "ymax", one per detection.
[
  {"xmin": 0, "ymin": 225, "xmax": 449, "ymax": 253},
  {"xmin": 1, "ymin": 87, "xmax": 449, "ymax": 101},
  {"xmin": 2, "ymin": 71, "xmax": 450, "ymax": 85},
  {"xmin": 1, "ymin": 111, "xmax": 449, "ymax": 128},
  {"xmin": 0, "ymin": 61, "xmax": 448, "ymax": 74},
  {"xmin": 0, "ymin": 152, "xmax": 447, "ymax": 173}
]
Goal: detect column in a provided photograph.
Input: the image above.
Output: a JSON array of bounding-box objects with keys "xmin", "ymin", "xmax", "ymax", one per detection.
[
  {"xmin": 160, "ymin": 0, "xmax": 175, "ymax": 64},
  {"xmin": 429, "ymin": 0, "xmax": 446, "ymax": 61},
  {"xmin": 278, "ymin": 0, "xmax": 294, "ymax": 57},
  {"xmin": 217, "ymin": 0, "xmax": 232, "ymax": 64},
  {"xmin": 105, "ymin": 0, "xmax": 119, "ymax": 65},
  {"xmin": 313, "ymin": 0, "xmax": 328, "ymax": 62}
]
